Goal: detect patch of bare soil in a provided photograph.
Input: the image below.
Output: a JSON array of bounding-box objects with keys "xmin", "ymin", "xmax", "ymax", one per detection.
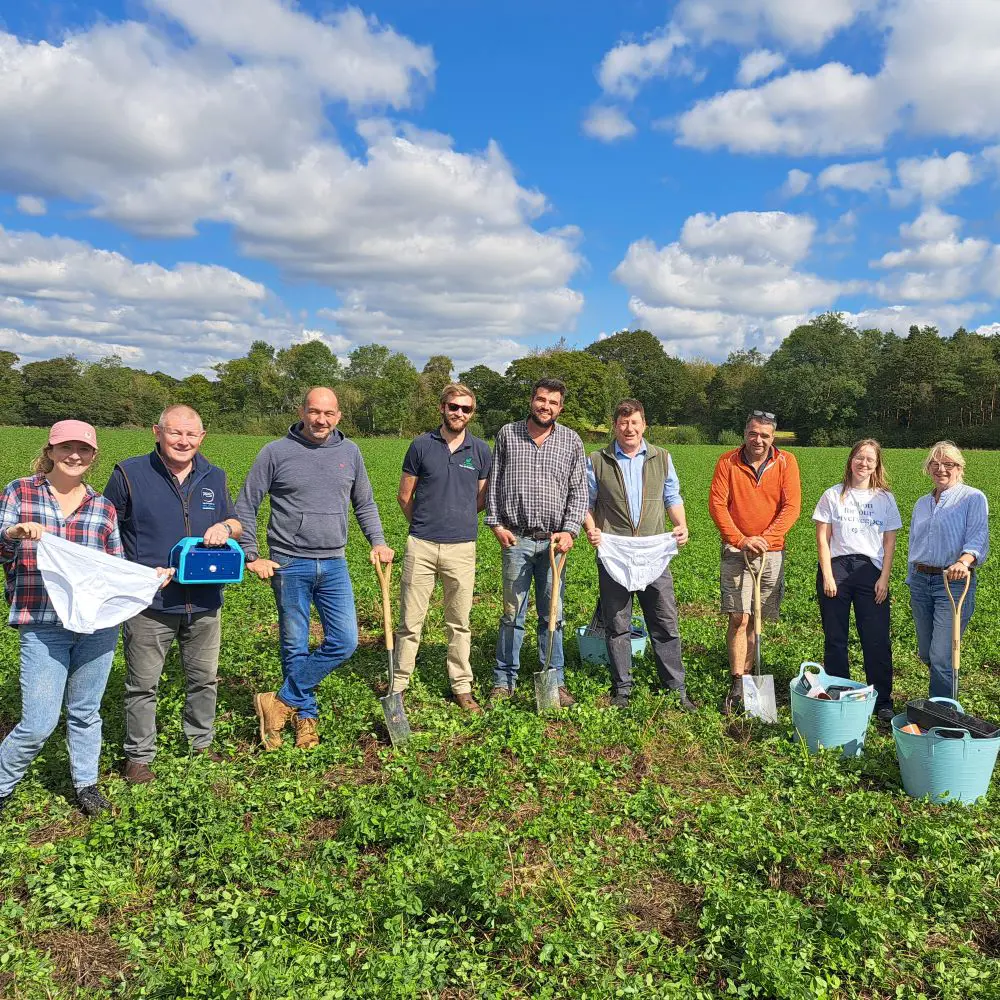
[
  {"xmin": 36, "ymin": 927, "xmax": 130, "ymax": 990},
  {"xmin": 26, "ymin": 817, "xmax": 86, "ymax": 847},
  {"xmin": 622, "ymin": 870, "xmax": 703, "ymax": 942},
  {"xmin": 324, "ymin": 733, "xmax": 386, "ymax": 787}
]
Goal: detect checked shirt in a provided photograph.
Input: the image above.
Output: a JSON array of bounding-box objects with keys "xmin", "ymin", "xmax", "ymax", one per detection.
[
  {"xmin": 0, "ymin": 474, "xmax": 123, "ymax": 626},
  {"xmin": 485, "ymin": 420, "xmax": 588, "ymax": 537}
]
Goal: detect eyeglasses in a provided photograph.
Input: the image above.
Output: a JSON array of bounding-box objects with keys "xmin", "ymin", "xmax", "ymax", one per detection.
[
  {"xmin": 446, "ymin": 403, "xmax": 474, "ymax": 414},
  {"xmin": 929, "ymin": 461, "xmax": 959, "ymax": 472},
  {"xmin": 749, "ymin": 410, "xmax": 776, "ymax": 421}
]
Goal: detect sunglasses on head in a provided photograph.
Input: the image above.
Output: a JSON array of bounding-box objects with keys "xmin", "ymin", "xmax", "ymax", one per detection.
[
  {"xmin": 749, "ymin": 410, "xmax": 776, "ymax": 421},
  {"xmin": 446, "ymin": 402, "xmax": 474, "ymax": 414}
]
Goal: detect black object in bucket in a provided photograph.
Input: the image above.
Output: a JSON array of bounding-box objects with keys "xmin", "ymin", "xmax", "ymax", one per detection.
[
  {"xmin": 905, "ymin": 699, "xmax": 1000, "ymax": 739},
  {"xmin": 584, "ymin": 600, "xmax": 646, "ymax": 640}
]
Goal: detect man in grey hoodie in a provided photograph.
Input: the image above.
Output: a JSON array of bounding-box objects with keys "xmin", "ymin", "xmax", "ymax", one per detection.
[{"xmin": 236, "ymin": 387, "xmax": 394, "ymax": 750}]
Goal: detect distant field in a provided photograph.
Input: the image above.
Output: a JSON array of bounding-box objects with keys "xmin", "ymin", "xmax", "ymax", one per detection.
[{"xmin": 1, "ymin": 428, "xmax": 999, "ymax": 998}]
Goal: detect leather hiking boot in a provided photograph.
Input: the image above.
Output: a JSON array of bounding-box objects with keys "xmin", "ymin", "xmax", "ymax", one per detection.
[
  {"xmin": 722, "ymin": 677, "xmax": 744, "ymax": 717},
  {"xmin": 192, "ymin": 747, "xmax": 227, "ymax": 762},
  {"xmin": 76, "ymin": 785, "xmax": 111, "ymax": 817},
  {"xmin": 254, "ymin": 692, "xmax": 295, "ymax": 751},
  {"xmin": 294, "ymin": 716, "xmax": 320, "ymax": 750},
  {"xmin": 453, "ymin": 692, "xmax": 483, "ymax": 715},
  {"xmin": 610, "ymin": 692, "xmax": 630, "ymax": 710},
  {"xmin": 558, "ymin": 686, "xmax": 576, "ymax": 708},
  {"xmin": 123, "ymin": 759, "xmax": 155, "ymax": 784},
  {"xmin": 487, "ymin": 686, "xmax": 512, "ymax": 709},
  {"xmin": 677, "ymin": 692, "xmax": 699, "ymax": 713}
]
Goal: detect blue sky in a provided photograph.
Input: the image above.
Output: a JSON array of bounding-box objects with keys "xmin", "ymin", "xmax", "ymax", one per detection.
[{"xmin": 1, "ymin": 0, "xmax": 999, "ymax": 376}]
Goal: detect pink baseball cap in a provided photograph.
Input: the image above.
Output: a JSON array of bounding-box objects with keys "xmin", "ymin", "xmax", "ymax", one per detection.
[{"xmin": 48, "ymin": 420, "xmax": 98, "ymax": 448}]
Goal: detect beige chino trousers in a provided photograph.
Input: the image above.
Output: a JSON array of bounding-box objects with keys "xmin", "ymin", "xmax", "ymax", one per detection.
[{"xmin": 393, "ymin": 536, "xmax": 477, "ymax": 695}]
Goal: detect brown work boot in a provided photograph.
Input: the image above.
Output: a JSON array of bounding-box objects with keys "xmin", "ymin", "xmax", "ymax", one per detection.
[
  {"xmin": 294, "ymin": 716, "xmax": 320, "ymax": 749},
  {"xmin": 558, "ymin": 686, "xmax": 576, "ymax": 708},
  {"xmin": 192, "ymin": 747, "xmax": 227, "ymax": 762},
  {"xmin": 453, "ymin": 692, "xmax": 483, "ymax": 715},
  {"xmin": 487, "ymin": 686, "xmax": 512, "ymax": 708},
  {"xmin": 254, "ymin": 691, "xmax": 295, "ymax": 751},
  {"xmin": 123, "ymin": 759, "xmax": 155, "ymax": 784}
]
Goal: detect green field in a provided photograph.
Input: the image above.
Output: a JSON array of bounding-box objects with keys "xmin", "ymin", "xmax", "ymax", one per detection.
[{"xmin": 2, "ymin": 428, "xmax": 999, "ymax": 999}]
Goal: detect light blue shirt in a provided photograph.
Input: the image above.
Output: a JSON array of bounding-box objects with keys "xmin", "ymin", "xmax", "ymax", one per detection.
[
  {"xmin": 586, "ymin": 439, "xmax": 682, "ymax": 524},
  {"xmin": 907, "ymin": 483, "xmax": 989, "ymax": 578}
]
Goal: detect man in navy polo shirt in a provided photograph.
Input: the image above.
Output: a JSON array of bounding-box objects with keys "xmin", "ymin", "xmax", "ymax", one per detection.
[
  {"xmin": 394, "ymin": 383, "xmax": 492, "ymax": 712},
  {"xmin": 104, "ymin": 404, "xmax": 242, "ymax": 784}
]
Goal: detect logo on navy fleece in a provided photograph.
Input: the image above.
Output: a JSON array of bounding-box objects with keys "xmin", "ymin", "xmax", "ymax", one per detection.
[{"xmin": 201, "ymin": 487, "xmax": 216, "ymax": 510}]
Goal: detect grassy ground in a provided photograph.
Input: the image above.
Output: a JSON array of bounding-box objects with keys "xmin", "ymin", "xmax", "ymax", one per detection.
[{"xmin": 1, "ymin": 429, "xmax": 999, "ymax": 998}]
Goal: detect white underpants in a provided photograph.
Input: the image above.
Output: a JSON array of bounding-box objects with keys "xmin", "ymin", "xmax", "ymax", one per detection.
[
  {"xmin": 597, "ymin": 532, "xmax": 678, "ymax": 592},
  {"xmin": 37, "ymin": 532, "xmax": 162, "ymax": 634}
]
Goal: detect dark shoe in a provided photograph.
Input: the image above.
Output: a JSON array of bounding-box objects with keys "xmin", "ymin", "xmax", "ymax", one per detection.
[
  {"xmin": 558, "ymin": 686, "xmax": 576, "ymax": 708},
  {"xmin": 77, "ymin": 785, "xmax": 111, "ymax": 817},
  {"xmin": 453, "ymin": 692, "xmax": 483, "ymax": 715},
  {"xmin": 876, "ymin": 705, "xmax": 895, "ymax": 724},
  {"xmin": 610, "ymin": 692, "xmax": 630, "ymax": 710},
  {"xmin": 722, "ymin": 677, "xmax": 744, "ymax": 716},
  {"xmin": 193, "ymin": 747, "xmax": 227, "ymax": 762},
  {"xmin": 677, "ymin": 692, "xmax": 699, "ymax": 713},
  {"xmin": 123, "ymin": 759, "xmax": 155, "ymax": 784},
  {"xmin": 0, "ymin": 794, "xmax": 10, "ymax": 817},
  {"xmin": 487, "ymin": 686, "xmax": 512, "ymax": 708}
]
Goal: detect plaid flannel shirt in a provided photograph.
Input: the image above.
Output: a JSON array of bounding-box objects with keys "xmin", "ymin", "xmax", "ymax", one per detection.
[
  {"xmin": 0, "ymin": 475, "xmax": 123, "ymax": 626},
  {"xmin": 485, "ymin": 420, "xmax": 588, "ymax": 536}
]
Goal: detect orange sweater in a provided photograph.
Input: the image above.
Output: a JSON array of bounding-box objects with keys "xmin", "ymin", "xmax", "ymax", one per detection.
[{"xmin": 709, "ymin": 447, "xmax": 801, "ymax": 551}]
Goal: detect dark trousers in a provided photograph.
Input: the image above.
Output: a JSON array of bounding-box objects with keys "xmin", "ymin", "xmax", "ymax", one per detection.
[
  {"xmin": 816, "ymin": 555, "xmax": 892, "ymax": 709},
  {"xmin": 597, "ymin": 561, "xmax": 684, "ymax": 697}
]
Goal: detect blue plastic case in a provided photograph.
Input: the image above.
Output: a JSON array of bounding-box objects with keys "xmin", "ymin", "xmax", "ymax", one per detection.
[{"xmin": 169, "ymin": 537, "xmax": 245, "ymax": 585}]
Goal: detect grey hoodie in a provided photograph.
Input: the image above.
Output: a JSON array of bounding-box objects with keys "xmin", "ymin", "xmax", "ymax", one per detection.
[{"xmin": 236, "ymin": 424, "xmax": 385, "ymax": 561}]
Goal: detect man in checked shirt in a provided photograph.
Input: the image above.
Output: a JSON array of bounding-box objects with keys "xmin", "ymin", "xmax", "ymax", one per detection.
[{"xmin": 485, "ymin": 378, "xmax": 588, "ymax": 706}]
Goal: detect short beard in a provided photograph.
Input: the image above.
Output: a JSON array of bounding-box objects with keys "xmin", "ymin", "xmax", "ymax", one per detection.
[{"xmin": 529, "ymin": 411, "xmax": 556, "ymax": 429}]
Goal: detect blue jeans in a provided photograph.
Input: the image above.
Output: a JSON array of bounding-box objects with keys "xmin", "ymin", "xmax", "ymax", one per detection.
[
  {"xmin": 907, "ymin": 571, "xmax": 976, "ymax": 699},
  {"xmin": 0, "ymin": 624, "xmax": 118, "ymax": 797},
  {"xmin": 271, "ymin": 557, "xmax": 358, "ymax": 719},
  {"xmin": 494, "ymin": 537, "xmax": 566, "ymax": 690}
]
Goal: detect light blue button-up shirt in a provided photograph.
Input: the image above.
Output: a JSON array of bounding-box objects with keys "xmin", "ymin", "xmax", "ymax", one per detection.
[
  {"xmin": 586, "ymin": 440, "xmax": 682, "ymax": 524},
  {"xmin": 907, "ymin": 482, "xmax": 990, "ymax": 578}
]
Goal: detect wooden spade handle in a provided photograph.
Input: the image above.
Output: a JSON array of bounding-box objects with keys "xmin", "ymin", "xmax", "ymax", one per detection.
[
  {"xmin": 548, "ymin": 539, "xmax": 568, "ymax": 636},
  {"xmin": 374, "ymin": 557, "xmax": 394, "ymax": 652}
]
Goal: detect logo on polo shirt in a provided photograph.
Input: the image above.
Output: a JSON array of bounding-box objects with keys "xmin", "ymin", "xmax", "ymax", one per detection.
[
  {"xmin": 201, "ymin": 487, "xmax": 216, "ymax": 510},
  {"xmin": 460, "ymin": 457, "xmax": 477, "ymax": 472}
]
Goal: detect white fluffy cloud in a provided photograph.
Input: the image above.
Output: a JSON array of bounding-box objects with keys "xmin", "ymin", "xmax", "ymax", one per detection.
[
  {"xmin": 675, "ymin": 0, "xmax": 875, "ymax": 50},
  {"xmin": 0, "ymin": 1, "xmax": 584, "ymax": 369},
  {"xmin": 0, "ymin": 225, "xmax": 307, "ymax": 372},
  {"xmin": 894, "ymin": 152, "xmax": 978, "ymax": 204},
  {"xmin": 676, "ymin": 63, "xmax": 889, "ymax": 155},
  {"xmin": 817, "ymin": 159, "xmax": 891, "ymax": 192},
  {"xmin": 597, "ymin": 28, "xmax": 689, "ymax": 99},
  {"xmin": 736, "ymin": 49, "xmax": 786, "ymax": 86},
  {"xmin": 581, "ymin": 105, "xmax": 637, "ymax": 142},
  {"xmin": 782, "ymin": 169, "xmax": 812, "ymax": 197},
  {"xmin": 613, "ymin": 210, "xmax": 843, "ymax": 356},
  {"xmin": 15, "ymin": 195, "xmax": 46, "ymax": 216},
  {"xmin": 147, "ymin": 0, "xmax": 434, "ymax": 110}
]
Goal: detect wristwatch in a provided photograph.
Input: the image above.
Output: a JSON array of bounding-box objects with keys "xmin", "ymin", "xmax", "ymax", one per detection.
[{"xmin": 224, "ymin": 522, "xmax": 234, "ymax": 537}]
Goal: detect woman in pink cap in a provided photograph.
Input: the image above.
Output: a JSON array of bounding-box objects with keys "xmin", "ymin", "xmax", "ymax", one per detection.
[{"xmin": 0, "ymin": 420, "xmax": 124, "ymax": 818}]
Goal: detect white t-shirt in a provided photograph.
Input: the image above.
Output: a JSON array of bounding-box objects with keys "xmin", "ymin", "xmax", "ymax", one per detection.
[{"xmin": 812, "ymin": 486, "xmax": 903, "ymax": 570}]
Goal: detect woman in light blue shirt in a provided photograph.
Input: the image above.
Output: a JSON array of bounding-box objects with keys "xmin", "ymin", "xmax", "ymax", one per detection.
[{"xmin": 906, "ymin": 441, "xmax": 989, "ymax": 699}]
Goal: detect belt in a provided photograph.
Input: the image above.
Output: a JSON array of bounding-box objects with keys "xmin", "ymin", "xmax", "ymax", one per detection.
[
  {"xmin": 913, "ymin": 563, "xmax": 947, "ymax": 575},
  {"xmin": 512, "ymin": 528, "xmax": 552, "ymax": 541}
]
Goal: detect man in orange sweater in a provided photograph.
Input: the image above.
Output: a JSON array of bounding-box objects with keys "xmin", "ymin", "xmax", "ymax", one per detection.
[{"xmin": 709, "ymin": 411, "xmax": 801, "ymax": 714}]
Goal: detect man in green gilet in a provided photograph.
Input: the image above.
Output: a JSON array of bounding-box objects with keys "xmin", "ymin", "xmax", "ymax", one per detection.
[{"xmin": 583, "ymin": 399, "xmax": 695, "ymax": 711}]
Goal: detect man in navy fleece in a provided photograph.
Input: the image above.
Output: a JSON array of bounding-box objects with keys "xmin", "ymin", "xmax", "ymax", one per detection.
[{"xmin": 236, "ymin": 387, "xmax": 394, "ymax": 751}]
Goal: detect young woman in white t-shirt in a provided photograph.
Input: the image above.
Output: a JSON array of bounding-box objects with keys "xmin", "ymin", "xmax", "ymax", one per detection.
[{"xmin": 813, "ymin": 439, "xmax": 902, "ymax": 722}]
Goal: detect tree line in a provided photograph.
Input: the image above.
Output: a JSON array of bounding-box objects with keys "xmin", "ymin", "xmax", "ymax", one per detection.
[{"xmin": 2, "ymin": 314, "xmax": 999, "ymax": 446}]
